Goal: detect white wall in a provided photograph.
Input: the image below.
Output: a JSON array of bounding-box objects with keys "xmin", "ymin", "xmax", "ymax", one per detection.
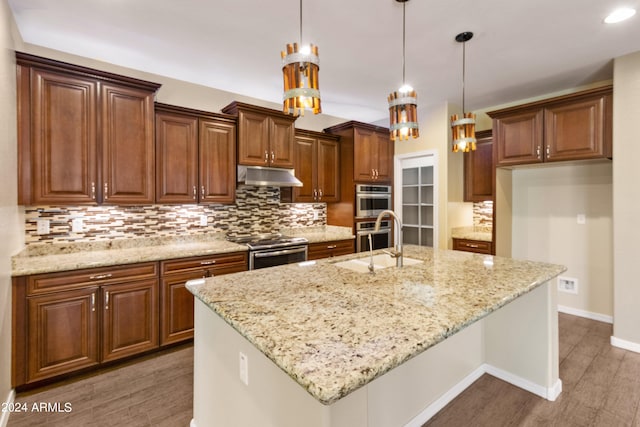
[
  {"xmin": 511, "ymin": 162, "xmax": 613, "ymax": 318},
  {"xmin": 0, "ymin": 0, "xmax": 24, "ymax": 414},
  {"xmin": 612, "ymin": 51, "xmax": 640, "ymax": 347}
]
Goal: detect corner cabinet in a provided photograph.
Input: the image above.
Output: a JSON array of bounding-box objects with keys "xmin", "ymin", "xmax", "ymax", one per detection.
[
  {"xmin": 17, "ymin": 52, "xmax": 161, "ymax": 205},
  {"xmin": 222, "ymin": 101, "xmax": 296, "ymax": 168},
  {"xmin": 489, "ymin": 85, "xmax": 612, "ymax": 167},
  {"xmin": 155, "ymin": 104, "xmax": 236, "ymax": 204},
  {"xmin": 464, "ymin": 130, "xmax": 494, "ymax": 202},
  {"xmin": 293, "ymin": 130, "xmax": 340, "ymax": 203}
]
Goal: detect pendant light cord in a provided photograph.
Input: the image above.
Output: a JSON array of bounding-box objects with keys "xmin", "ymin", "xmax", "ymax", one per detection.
[
  {"xmin": 462, "ymin": 41, "xmax": 466, "ymax": 112},
  {"xmin": 402, "ymin": 1, "xmax": 406, "ymax": 86},
  {"xmin": 299, "ymin": 0, "xmax": 303, "ymax": 44}
]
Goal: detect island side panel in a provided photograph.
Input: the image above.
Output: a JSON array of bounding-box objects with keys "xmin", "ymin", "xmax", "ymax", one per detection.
[
  {"xmin": 192, "ymin": 298, "xmax": 369, "ymax": 427},
  {"xmin": 483, "ymin": 281, "xmax": 561, "ymax": 400}
]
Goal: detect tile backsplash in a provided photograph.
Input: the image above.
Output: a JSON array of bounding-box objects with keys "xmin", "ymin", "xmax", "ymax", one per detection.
[
  {"xmin": 24, "ymin": 186, "xmax": 326, "ymax": 245},
  {"xmin": 473, "ymin": 201, "xmax": 493, "ymax": 228}
]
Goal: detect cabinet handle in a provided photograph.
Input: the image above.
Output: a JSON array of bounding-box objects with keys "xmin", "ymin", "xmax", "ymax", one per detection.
[
  {"xmin": 371, "ymin": 169, "xmax": 375, "ymax": 179},
  {"xmin": 375, "ymin": 169, "xmax": 379, "ymax": 179},
  {"xmin": 271, "ymin": 151, "xmax": 275, "ymax": 162},
  {"xmin": 546, "ymin": 145, "xmax": 550, "ymax": 158},
  {"xmin": 103, "ymin": 182, "xmax": 108, "ymax": 200},
  {"xmin": 318, "ymin": 188, "xmax": 323, "ymax": 200},
  {"xmin": 201, "ymin": 186, "xmax": 205, "ymax": 198},
  {"xmin": 313, "ymin": 189, "xmax": 318, "ymax": 200},
  {"xmin": 200, "ymin": 260, "xmax": 216, "ymax": 266},
  {"xmin": 264, "ymin": 151, "xmax": 269, "ymax": 163},
  {"xmin": 89, "ymin": 273, "xmax": 113, "ymax": 280},
  {"xmin": 91, "ymin": 182, "xmax": 96, "ymax": 200},
  {"xmin": 466, "ymin": 243, "xmax": 480, "ymax": 248},
  {"xmin": 536, "ymin": 146, "xmax": 541, "ymax": 159},
  {"xmin": 327, "ymin": 245, "xmax": 337, "ymax": 249},
  {"xmin": 105, "ymin": 291, "xmax": 109, "ymax": 310},
  {"xmin": 193, "ymin": 186, "xmax": 197, "ymax": 200},
  {"xmin": 91, "ymin": 293, "xmax": 96, "ymax": 312}
]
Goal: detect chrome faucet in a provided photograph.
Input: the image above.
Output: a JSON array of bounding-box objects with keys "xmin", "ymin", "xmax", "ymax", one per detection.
[{"xmin": 374, "ymin": 209, "xmax": 403, "ymax": 267}]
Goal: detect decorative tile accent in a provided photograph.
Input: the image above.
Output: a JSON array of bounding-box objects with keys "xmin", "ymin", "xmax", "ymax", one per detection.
[
  {"xmin": 473, "ymin": 201, "xmax": 493, "ymax": 228},
  {"xmin": 24, "ymin": 186, "xmax": 326, "ymax": 246}
]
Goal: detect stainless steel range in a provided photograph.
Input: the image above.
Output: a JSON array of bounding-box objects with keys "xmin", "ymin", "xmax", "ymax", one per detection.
[{"xmin": 231, "ymin": 234, "xmax": 309, "ymax": 270}]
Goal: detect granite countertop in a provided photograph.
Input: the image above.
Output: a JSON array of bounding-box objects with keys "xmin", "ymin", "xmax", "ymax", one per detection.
[
  {"xmin": 11, "ymin": 225, "xmax": 355, "ymax": 277},
  {"xmin": 451, "ymin": 226, "xmax": 493, "ymax": 242},
  {"xmin": 187, "ymin": 245, "xmax": 565, "ymax": 405}
]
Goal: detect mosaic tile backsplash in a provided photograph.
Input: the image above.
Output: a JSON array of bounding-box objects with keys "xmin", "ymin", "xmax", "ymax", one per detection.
[
  {"xmin": 473, "ymin": 201, "xmax": 494, "ymax": 228},
  {"xmin": 24, "ymin": 186, "xmax": 326, "ymax": 245}
]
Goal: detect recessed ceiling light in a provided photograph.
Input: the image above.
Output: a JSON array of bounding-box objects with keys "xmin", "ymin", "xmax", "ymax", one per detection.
[{"xmin": 604, "ymin": 7, "xmax": 636, "ymax": 23}]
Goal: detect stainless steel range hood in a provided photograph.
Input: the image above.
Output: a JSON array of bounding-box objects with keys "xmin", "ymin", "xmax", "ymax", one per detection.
[{"xmin": 237, "ymin": 165, "xmax": 303, "ymax": 187}]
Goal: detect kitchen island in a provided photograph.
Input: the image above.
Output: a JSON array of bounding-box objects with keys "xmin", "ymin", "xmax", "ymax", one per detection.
[{"xmin": 186, "ymin": 245, "xmax": 565, "ymax": 427}]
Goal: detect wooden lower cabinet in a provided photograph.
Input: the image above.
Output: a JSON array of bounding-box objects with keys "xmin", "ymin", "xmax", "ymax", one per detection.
[
  {"xmin": 308, "ymin": 239, "xmax": 354, "ymax": 260},
  {"xmin": 26, "ymin": 287, "xmax": 99, "ymax": 383},
  {"xmin": 101, "ymin": 279, "xmax": 158, "ymax": 362}
]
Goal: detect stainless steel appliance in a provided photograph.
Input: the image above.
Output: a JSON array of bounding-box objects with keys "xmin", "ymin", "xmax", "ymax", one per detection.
[
  {"xmin": 356, "ymin": 220, "xmax": 392, "ymax": 252},
  {"xmin": 355, "ymin": 184, "xmax": 392, "ymax": 218},
  {"xmin": 232, "ymin": 234, "xmax": 308, "ymax": 270}
]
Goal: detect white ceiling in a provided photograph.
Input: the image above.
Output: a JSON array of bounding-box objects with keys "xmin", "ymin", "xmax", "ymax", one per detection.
[{"xmin": 8, "ymin": 0, "xmax": 640, "ymax": 124}]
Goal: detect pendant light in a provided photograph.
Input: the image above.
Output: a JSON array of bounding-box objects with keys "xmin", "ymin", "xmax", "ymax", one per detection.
[
  {"xmin": 388, "ymin": 0, "xmax": 419, "ymax": 141},
  {"xmin": 451, "ymin": 31, "xmax": 476, "ymax": 152},
  {"xmin": 281, "ymin": 0, "xmax": 321, "ymax": 116}
]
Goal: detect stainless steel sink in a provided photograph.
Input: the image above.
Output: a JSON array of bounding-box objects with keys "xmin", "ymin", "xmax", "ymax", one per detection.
[{"xmin": 333, "ymin": 254, "xmax": 422, "ymax": 273}]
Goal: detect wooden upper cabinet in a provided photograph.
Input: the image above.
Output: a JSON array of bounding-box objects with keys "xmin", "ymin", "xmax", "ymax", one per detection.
[
  {"xmin": 489, "ymin": 85, "xmax": 612, "ymax": 167},
  {"xmin": 464, "ymin": 130, "xmax": 494, "ymax": 202},
  {"xmin": 199, "ymin": 119, "xmax": 236, "ymax": 203},
  {"xmin": 25, "ymin": 68, "xmax": 98, "ymax": 204},
  {"xmin": 222, "ymin": 101, "xmax": 296, "ymax": 168},
  {"xmin": 155, "ymin": 103, "xmax": 236, "ymax": 204},
  {"xmin": 293, "ymin": 130, "xmax": 340, "ymax": 203},
  {"xmin": 101, "ymin": 83, "xmax": 156, "ymax": 204},
  {"xmin": 16, "ymin": 52, "xmax": 161, "ymax": 205},
  {"xmin": 353, "ymin": 126, "xmax": 393, "ymax": 183}
]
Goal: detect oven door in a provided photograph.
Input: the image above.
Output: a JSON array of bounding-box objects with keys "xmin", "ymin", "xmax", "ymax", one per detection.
[
  {"xmin": 355, "ymin": 193, "xmax": 391, "ymax": 218},
  {"xmin": 249, "ymin": 245, "xmax": 308, "ymax": 270},
  {"xmin": 356, "ymin": 229, "xmax": 392, "ymax": 252}
]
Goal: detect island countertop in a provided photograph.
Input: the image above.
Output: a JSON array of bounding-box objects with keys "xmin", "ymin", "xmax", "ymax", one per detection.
[{"xmin": 187, "ymin": 245, "xmax": 565, "ymax": 405}]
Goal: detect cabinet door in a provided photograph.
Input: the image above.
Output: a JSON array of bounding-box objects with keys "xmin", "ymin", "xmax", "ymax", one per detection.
[
  {"xmin": 464, "ymin": 131, "xmax": 494, "ymax": 202},
  {"xmin": 544, "ymin": 96, "xmax": 607, "ymax": 161},
  {"xmin": 27, "ymin": 288, "xmax": 99, "ymax": 383},
  {"xmin": 160, "ymin": 271, "xmax": 201, "ymax": 345},
  {"xmin": 237, "ymin": 110, "xmax": 269, "ymax": 166},
  {"xmin": 293, "ymin": 135, "xmax": 317, "ymax": 202},
  {"xmin": 269, "ymin": 116, "xmax": 295, "ymax": 168},
  {"xmin": 374, "ymin": 131, "xmax": 393, "ymax": 182},
  {"xmin": 101, "ymin": 83, "xmax": 155, "ymax": 204},
  {"xmin": 101, "ymin": 279, "xmax": 159, "ymax": 362},
  {"xmin": 494, "ymin": 109, "xmax": 543, "ymax": 166},
  {"xmin": 30, "ymin": 68, "xmax": 98, "ymax": 204},
  {"xmin": 199, "ymin": 119, "xmax": 236, "ymax": 204},
  {"xmin": 155, "ymin": 112, "xmax": 199, "ymax": 203},
  {"xmin": 353, "ymin": 127, "xmax": 376, "ymax": 182},
  {"xmin": 316, "ymin": 137, "xmax": 340, "ymax": 202}
]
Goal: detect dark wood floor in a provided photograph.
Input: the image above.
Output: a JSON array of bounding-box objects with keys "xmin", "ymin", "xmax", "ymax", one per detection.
[{"xmin": 7, "ymin": 313, "xmax": 640, "ymax": 426}]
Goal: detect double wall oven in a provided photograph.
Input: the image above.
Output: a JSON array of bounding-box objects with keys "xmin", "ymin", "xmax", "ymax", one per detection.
[{"xmin": 355, "ymin": 184, "xmax": 393, "ymax": 252}]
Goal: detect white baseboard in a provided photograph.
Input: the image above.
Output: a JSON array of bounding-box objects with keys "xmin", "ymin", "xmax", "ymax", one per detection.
[
  {"xmin": 404, "ymin": 365, "xmax": 486, "ymax": 427},
  {"xmin": 611, "ymin": 336, "xmax": 640, "ymax": 354},
  {"xmin": 1, "ymin": 389, "xmax": 16, "ymax": 427},
  {"xmin": 404, "ymin": 363, "xmax": 561, "ymax": 426},
  {"xmin": 557, "ymin": 305, "xmax": 613, "ymax": 324}
]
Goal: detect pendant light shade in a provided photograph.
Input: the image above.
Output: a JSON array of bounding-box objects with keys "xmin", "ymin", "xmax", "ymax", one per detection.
[
  {"xmin": 451, "ymin": 31, "xmax": 476, "ymax": 152},
  {"xmin": 388, "ymin": 0, "xmax": 419, "ymax": 141},
  {"xmin": 281, "ymin": 0, "xmax": 321, "ymax": 116}
]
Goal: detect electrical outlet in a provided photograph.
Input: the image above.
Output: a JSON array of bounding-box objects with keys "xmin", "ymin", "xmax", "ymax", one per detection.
[
  {"xmin": 313, "ymin": 211, "xmax": 319, "ymax": 220},
  {"xmin": 558, "ymin": 276, "xmax": 578, "ymax": 294},
  {"xmin": 71, "ymin": 218, "xmax": 83, "ymax": 233},
  {"xmin": 199, "ymin": 215, "xmax": 208, "ymax": 226},
  {"xmin": 36, "ymin": 219, "xmax": 50, "ymax": 235},
  {"xmin": 239, "ymin": 352, "xmax": 249, "ymax": 385}
]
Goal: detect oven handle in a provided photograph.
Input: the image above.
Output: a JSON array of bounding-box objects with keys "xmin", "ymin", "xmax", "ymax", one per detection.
[
  {"xmin": 357, "ymin": 229, "xmax": 391, "ymax": 236},
  {"xmin": 253, "ymin": 247, "xmax": 308, "ymax": 258}
]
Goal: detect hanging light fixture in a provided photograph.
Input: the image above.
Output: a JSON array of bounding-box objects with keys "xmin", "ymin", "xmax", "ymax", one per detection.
[
  {"xmin": 451, "ymin": 31, "xmax": 476, "ymax": 152},
  {"xmin": 281, "ymin": 0, "xmax": 321, "ymax": 116},
  {"xmin": 388, "ymin": 0, "xmax": 419, "ymax": 141}
]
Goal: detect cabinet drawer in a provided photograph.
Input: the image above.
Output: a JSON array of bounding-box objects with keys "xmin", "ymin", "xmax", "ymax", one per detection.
[
  {"xmin": 161, "ymin": 252, "xmax": 248, "ymax": 275},
  {"xmin": 27, "ymin": 262, "xmax": 158, "ymax": 295},
  {"xmin": 453, "ymin": 238, "xmax": 493, "ymax": 255},
  {"xmin": 308, "ymin": 239, "xmax": 354, "ymax": 260}
]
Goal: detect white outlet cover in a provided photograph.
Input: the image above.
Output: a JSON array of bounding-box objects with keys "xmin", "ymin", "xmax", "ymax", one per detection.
[
  {"xmin": 72, "ymin": 218, "xmax": 83, "ymax": 233},
  {"xmin": 199, "ymin": 215, "xmax": 208, "ymax": 226},
  {"xmin": 36, "ymin": 219, "xmax": 50, "ymax": 235},
  {"xmin": 558, "ymin": 276, "xmax": 578, "ymax": 294},
  {"xmin": 239, "ymin": 352, "xmax": 249, "ymax": 385}
]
